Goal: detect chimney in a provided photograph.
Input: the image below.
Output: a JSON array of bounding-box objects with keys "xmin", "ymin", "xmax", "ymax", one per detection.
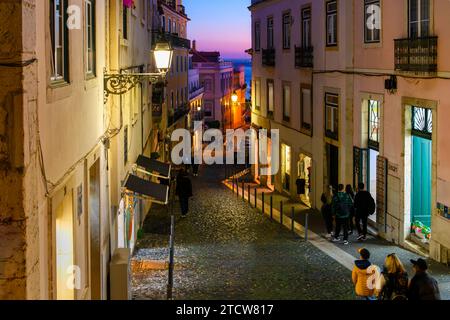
[{"xmin": 192, "ymin": 40, "xmax": 196, "ymax": 51}]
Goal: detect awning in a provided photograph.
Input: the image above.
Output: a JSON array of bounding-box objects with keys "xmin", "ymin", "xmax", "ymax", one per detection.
[
  {"xmin": 136, "ymin": 155, "xmax": 171, "ymax": 179},
  {"xmin": 123, "ymin": 174, "xmax": 169, "ymax": 204}
]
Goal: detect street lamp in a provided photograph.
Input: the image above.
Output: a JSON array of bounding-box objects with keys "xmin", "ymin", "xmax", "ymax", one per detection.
[
  {"xmin": 103, "ymin": 41, "xmax": 173, "ymax": 103},
  {"xmin": 231, "ymin": 92, "xmax": 238, "ymax": 103}
]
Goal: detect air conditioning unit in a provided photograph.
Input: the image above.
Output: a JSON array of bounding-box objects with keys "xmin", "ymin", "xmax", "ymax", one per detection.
[{"xmin": 110, "ymin": 248, "xmax": 131, "ymax": 300}]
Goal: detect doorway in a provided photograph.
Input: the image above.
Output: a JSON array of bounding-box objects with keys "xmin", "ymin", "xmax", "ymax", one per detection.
[
  {"xmin": 89, "ymin": 160, "xmax": 101, "ymax": 300},
  {"xmin": 326, "ymin": 144, "xmax": 339, "ymax": 191},
  {"xmin": 297, "ymin": 154, "xmax": 312, "ymax": 207},
  {"xmin": 281, "ymin": 144, "xmax": 291, "ymax": 192},
  {"xmin": 56, "ymin": 191, "xmax": 75, "ymax": 300}
]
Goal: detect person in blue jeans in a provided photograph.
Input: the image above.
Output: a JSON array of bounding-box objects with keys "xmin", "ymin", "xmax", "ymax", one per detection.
[
  {"xmin": 176, "ymin": 169, "xmax": 193, "ymax": 217},
  {"xmin": 332, "ymin": 184, "xmax": 353, "ymax": 245}
]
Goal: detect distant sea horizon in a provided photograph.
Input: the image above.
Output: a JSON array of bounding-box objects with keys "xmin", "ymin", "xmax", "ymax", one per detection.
[{"xmin": 224, "ymin": 58, "xmax": 252, "ymax": 100}]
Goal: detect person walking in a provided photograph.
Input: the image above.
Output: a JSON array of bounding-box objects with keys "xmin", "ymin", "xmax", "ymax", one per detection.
[
  {"xmin": 352, "ymin": 248, "xmax": 377, "ymax": 300},
  {"xmin": 331, "ymin": 184, "xmax": 353, "ymax": 245},
  {"xmin": 175, "ymin": 169, "xmax": 193, "ymax": 218},
  {"xmin": 346, "ymin": 184, "xmax": 355, "ymax": 235},
  {"xmin": 354, "ymin": 183, "xmax": 375, "ymax": 241},
  {"xmin": 320, "ymin": 187, "xmax": 334, "ymax": 239},
  {"xmin": 408, "ymin": 258, "xmax": 441, "ymax": 300},
  {"xmin": 377, "ymin": 253, "xmax": 409, "ymax": 300}
]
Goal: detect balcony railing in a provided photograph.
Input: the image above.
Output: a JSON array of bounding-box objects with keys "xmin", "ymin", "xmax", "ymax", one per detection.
[
  {"xmin": 262, "ymin": 48, "xmax": 275, "ymax": 67},
  {"xmin": 189, "ymin": 87, "xmax": 204, "ymax": 100},
  {"xmin": 394, "ymin": 36, "xmax": 438, "ymax": 73},
  {"xmin": 295, "ymin": 46, "xmax": 314, "ymax": 68},
  {"xmin": 152, "ymin": 31, "xmax": 191, "ymax": 49},
  {"xmin": 168, "ymin": 105, "xmax": 190, "ymax": 127}
]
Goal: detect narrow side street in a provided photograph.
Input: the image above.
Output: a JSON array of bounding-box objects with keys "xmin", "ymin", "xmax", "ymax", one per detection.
[{"xmin": 132, "ymin": 165, "xmax": 355, "ymax": 300}]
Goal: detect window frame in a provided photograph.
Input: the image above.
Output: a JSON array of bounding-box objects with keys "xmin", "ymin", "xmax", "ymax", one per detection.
[
  {"xmin": 326, "ymin": 0, "xmax": 338, "ymax": 47},
  {"xmin": 300, "ymin": 85, "xmax": 313, "ymax": 135},
  {"xmin": 267, "ymin": 16, "xmax": 274, "ymax": 49},
  {"xmin": 85, "ymin": 0, "xmax": 96, "ymax": 77},
  {"xmin": 408, "ymin": 0, "xmax": 430, "ymax": 38},
  {"xmin": 266, "ymin": 79, "xmax": 274, "ymax": 118},
  {"xmin": 254, "ymin": 79, "xmax": 261, "ymax": 111},
  {"xmin": 325, "ymin": 92, "xmax": 339, "ymax": 140},
  {"xmin": 302, "ymin": 6, "xmax": 312, "ymax": 48},
  {"xmin": 50, "ymin": 0, "xmax": 69, "ymax": 83},
  {"xmin": 254, "ymin": 21, "xmax": 261, "ymax": 52},
  {"xmin": 282, "ymin": 82, "xmax": 291, "ymax": 122},
  {"xmin": 364, "ymin": 0, "xmax": 381, "ymax": 44},
  {"xmin": 368, "ymin": 99, "xmax": 381, "ymax": 150},
  {"xmin": 282, "ymin": 12, "xmax": 291, "ymax": 50}
]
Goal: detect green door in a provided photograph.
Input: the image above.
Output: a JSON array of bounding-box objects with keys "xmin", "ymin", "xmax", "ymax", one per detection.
[{"xmin": 411, "ymin": 136, "xmax": 432, "ymax": 228}]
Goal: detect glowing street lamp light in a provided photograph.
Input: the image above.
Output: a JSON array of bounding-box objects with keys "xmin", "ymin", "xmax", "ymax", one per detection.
[
  {"xmin": 231, "ymin": 92, "xmax": 239, "ymax": 103},
  {"xmin": 153, "ymin": 41, "xmax": 173, "ymax": 74}
]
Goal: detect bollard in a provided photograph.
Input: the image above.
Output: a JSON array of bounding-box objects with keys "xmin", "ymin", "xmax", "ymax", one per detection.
[
  {"xmin": 291, "ymin": 207, "xmax": 295, "ymax": 232},
  {"xmin": 248, "ymin": 185, "xmax": 251, "ymax": 205},
  {"xmin": 280, "ymin": 201, "xmax": 283, "ymax": 225},
  {"xmin": 262, "ymin": 192, "xmax": 265, "ymax": 214},
  {"xmin": 270, "ymin": 196, "xmax": 273, "ymax": 220},
  {"xmin": 242, "ymin": 182, "xmax": 245, "ymax": 200},
  {"xmin": 254, "ymin": 188, "xmax": 258, "ymax": 209},
  {"xmin": 305, "ymin": 212, "xmax": 309, "ymax": 241}
]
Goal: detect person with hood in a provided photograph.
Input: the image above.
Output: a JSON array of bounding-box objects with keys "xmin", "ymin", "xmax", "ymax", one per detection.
[
  {"xmin": 352, "ymin": 248, "xmax": 377, "ymax": 300},
  {"xmin": 332, "ymin": 184, "xmax": 354, "ymax": 245},
  {"xmin": 408, "ymin": 258, "xmax": 441, "ymax": 300},
  {"xmin": 175, "ymin": 169, "xmax": 193, "ymax": 218}
]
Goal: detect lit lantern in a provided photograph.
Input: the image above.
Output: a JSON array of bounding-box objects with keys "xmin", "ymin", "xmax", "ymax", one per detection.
[
  {"xmin": 153, "ymin": 41, "xmax": 173, "ymax": 74},
  {"xmin": 231, "ymin": 92, "xmax": 238, "ymax": 103}
]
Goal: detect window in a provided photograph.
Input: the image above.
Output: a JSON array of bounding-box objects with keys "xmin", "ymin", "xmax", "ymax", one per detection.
[
  {"xmin": 302, "ymin": 7, "xmax": 312, "ymax": 47},
  {"xmin": 204, "ymin": 102, "xmax": 213, "ymax": 117},
  {"xmin": 301, "ymin": 87, "xmax": 312, "ymax": 132},
  {"xmin": 282, "ymin": 144, "xmax": 292, "ymax": 191},
  {"xmin": 282, "ymin": 12, "xmax": 291, "ymax": 49},
  {"xmin": 50, "ymin": 0, "xmax": 69, "ymax": 81},
  {"xmin": 123, "ymin": 5, "xmax": 128, "ymax": 40},
  {"xmin": 168, "ymin": 18, "xmax": 171, "ymax": 33},
  {"xmin": 204, "ymin": 79, "xmax": 212, "ymax": 92},
  {"xmin": 161, "ymin": 16, "xmax": 166, "ymax": 31},
  {"xmin": 254, "ymin": 21, "xmax": 261, "ymax": 52},
  {"xmin": 364, "ymin": 0, "xmax": 381, "ymax": 43},
  {"xmin": 267, "ymin": 79, "xmax": 274, "ymax": 116},
  {"xmin": 409, "ymin": 0, "xmax": 430, "ymax": 38},
  {"xmin": 368, "ymin": 100, "xmax": 381, "ymax": 149},
  {"xmin": 412, "ymin": 106, "xmax": 432, "ymax": 139},
  {"xmin": 254, "ymin": 79, "xmax": 261, "ymax": 110},
  {"xmin": 283, "ymin": 83, "xmax": 291, "ymax": 121},
  {"xmin": 326, "ymin": 0, "xmax": 338, "ymax": 46},
  {"xmin": 267, "ymin": 17, "xmax": 274, "ymax": 49},
  {"xmin": 176, "ymin": 56, "xmax": 179, "ymax": 73},
  {"xmin": 85, "ymin": 0, "xmax": 96, "ymax": 76},
  {"xmin": 325, "ymin": 93, "xmax": 339, "ymax": 139}
]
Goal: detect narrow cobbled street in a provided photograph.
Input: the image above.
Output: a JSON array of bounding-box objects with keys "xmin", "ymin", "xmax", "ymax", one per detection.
[{"xmin": 132, "ymin": 165, "xmax": 355, "ymax": 300}]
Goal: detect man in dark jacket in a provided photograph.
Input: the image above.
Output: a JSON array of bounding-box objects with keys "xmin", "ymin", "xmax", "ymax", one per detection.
[
  {"xmin": 408, "ymin": 258, "xmax": 441, "ymax": 300},
  {"xmin": 331, "ymin": 184, "xmax": 353, "ymax": 245},
  {"xmin": 176, "ymin": 169, "xmax": 193, "ymax": 217},
  {"xmin": 354, "ymin": 183, "xmax": 375, "ymax": 241}
]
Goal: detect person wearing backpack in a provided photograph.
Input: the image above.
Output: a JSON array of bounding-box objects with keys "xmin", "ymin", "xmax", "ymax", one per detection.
[
  {"xmin": 331, "ymin": 184, "xmax": 353, "ymax": 245},
  {"xmin": 354, "ymin": 183, "xmax": 375, "ymax": 241},
  {"xmin": 377, "ymin": 253, "xmax": 409, "ymax": 300}
]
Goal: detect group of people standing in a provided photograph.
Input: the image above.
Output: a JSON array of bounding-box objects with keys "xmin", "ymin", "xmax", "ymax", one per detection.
[
  {"xmin": 352, "ymin": 248, "xmax": 441, "ymax": 300},
  {"xmin": 321, "ymin": 183, "xmax": 376, "ymax": 244}
]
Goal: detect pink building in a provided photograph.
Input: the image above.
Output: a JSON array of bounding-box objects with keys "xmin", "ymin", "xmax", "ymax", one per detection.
[{"xmin": 250, "ymin": 0, "xmax": 450, "ymax": 262}]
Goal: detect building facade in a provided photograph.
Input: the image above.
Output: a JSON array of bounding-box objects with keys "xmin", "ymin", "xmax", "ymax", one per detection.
[
  {"xmin": 0, "ymin": 0, "xmax": 178, "ymax": 300},
  {"xmin": 191, "ymin": 45, "xmax": 234, "ymax": 128},
  {"xmin": 249, "ymin": 0, "xmax": 450, "ymax": 263}
]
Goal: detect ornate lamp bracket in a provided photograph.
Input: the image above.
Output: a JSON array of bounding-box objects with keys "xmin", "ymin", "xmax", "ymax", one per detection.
[{"xmin": 104, "ymin": 72, "xmax": 164, "ymax": 104}]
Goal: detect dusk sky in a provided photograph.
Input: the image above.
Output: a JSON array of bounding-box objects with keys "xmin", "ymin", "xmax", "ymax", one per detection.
[{"xmin": 184, "ymin": 0, "xmax": 251, "ymax": 59}]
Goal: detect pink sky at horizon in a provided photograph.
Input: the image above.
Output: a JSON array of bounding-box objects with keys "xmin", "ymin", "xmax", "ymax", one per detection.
[{"xmin": 184, "ymin": 0, "xmax": 252, "ymax": 59}]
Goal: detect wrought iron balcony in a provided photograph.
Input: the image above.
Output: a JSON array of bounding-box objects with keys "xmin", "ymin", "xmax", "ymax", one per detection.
[
  {"xmin": 295, "ymin": 46, "xmax": 314, "ymax": 68},
  {"xmin": 394, "ymin": 36, "xmax": 438, "ymax": 73},
  {"xmin": 168, "ymin": 105, "xmax": 190, "ymax": 127},
  {"xmin": 152, "ymin": 31, "xmax": 191, "ymax": 50},
  {"xmin": 262, "ymin": 48, "xmax": 275, "ymax": 67}
]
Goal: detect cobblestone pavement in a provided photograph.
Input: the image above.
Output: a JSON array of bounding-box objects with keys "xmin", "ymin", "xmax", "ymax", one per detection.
[{"xmin": 132, "ymin": 165, "xmax": 355, "ymax": 300}]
